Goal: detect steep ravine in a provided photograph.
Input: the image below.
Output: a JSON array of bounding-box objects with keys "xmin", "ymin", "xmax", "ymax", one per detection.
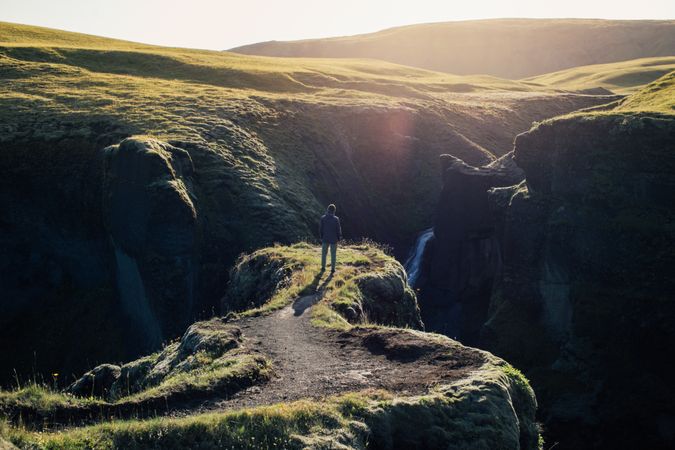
[{"xmin": 0, "ymin": 92, "xmax": 611, "ymax": 386}]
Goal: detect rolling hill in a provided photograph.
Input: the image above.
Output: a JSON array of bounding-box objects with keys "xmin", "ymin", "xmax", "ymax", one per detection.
[
  {"xmin": 525, "ymin": 56, "xmax": 675, "ymax": 94},
  {"xmin": 231, "ymin": 18, "xmax": 675, "ymax": 79}
]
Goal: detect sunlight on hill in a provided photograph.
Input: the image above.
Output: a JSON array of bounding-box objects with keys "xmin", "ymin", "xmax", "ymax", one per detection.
[
  {"xmin": 231, "ymin": 19, "xmax": 675, "ymax": 79},
  {"xmin": 614, "ymin": 70, "xmax": 675, "ymax": 114},
  {"xmin": 526, "ymin": 57, "xmax": 675, "ymax": 94},
  {"xmin": 0, "ymin": 21, "xmax": 545, "ymax": 106}
]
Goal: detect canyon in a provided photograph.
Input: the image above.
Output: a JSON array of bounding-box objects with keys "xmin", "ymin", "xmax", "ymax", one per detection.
[{"xmin": 1, "ymin": 20, "xmax": 674, "ymax": 449}]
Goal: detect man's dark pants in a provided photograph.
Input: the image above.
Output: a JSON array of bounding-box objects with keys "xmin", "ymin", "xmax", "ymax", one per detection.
[{"xmin": 321, "ymin": 241, "xmax": 337, "ymax": 272}]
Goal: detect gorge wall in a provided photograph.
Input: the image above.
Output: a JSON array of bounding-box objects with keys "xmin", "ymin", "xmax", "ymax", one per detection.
[{"xmin": 417, "ymin": 104, "xmax": 675, "ymax": 448}]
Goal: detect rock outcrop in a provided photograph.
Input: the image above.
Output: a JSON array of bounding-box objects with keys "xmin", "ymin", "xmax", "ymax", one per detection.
[
  {"xmin": 67, "ymin": 317, "xmax": 268, "ymax": 404},
  {"xmin": 223, "ymin": 242, "xmax": 424, "ymax": 329},
  {"xmin": 66, "ymin": 363, "xmax": 121, "ymax": 398},
  {"xmin": 417, "ymin": 152, "xmax": 524, "ymax": 341},
  {"xmin": 103, "ymin": 138, "xmax": 198, "ymax": 346},
  {"xmin": 421, "ymin": 108, "xmax": 675, "ymax": 448},
  {"xmin": 483, "ymin": 113, "xmax": 675, "ymax": 449},
  {"xmin": 2, "ymin": 243, "xmax": 540, "ymax": 450}
]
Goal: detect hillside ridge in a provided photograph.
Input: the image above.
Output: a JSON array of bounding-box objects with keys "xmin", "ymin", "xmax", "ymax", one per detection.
[{"xmin": 231, "ymin": 18, "xmax": 675, "ymax": 79}]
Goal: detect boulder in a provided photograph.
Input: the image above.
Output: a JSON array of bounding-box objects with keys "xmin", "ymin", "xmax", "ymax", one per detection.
[
  {"xmin": 66, "ymin": 363, "xmax": 121, "ymax": 398},
  {"xmin": 356, "ymin": 261, "xmax": 423, "ymax": 329}
]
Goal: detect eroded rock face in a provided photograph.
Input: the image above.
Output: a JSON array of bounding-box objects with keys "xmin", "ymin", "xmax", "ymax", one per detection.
[
  {"xmin": 103, "ymin": 138, "xmax": 197, "ymax": 347},
  {"xmin": 423, "ymin": 113, "xmax": 675, "ymax": 448},
  {"xmin": 355, "ymin": 261, "xmax": 423, "ymax": 329},
  {"xmin": 482, "ymin": 114, "xmax": 675, "ymax": 449},
  {"xmin": 417, "ymin": 152, "xmax": 524, "ymax": 341}
]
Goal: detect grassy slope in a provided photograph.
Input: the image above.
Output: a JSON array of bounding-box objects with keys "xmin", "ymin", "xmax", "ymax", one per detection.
[
  {"xmin": 550, "ymin": 70, "xmax": 675, "ymax": 117},
  {"xmin": 613, "ymin": 70, "xmax": 675, "ymax": 114},
  {"xmin": 525, "ymin": 57, "xmax": 675, "ymax": 94},
  {"xmin": 0, "ymin": 21, "xmax": 543, "ymax": 110},
  {"xmin": 0, "ymin": 244, "xmax": 539, "ymax": 449},
  {"xmin": 0, "ymin": 20, "xmax": 609, "ymax": 253},
  {"xmin": 231, "ymin": 19, "xmax": 675, "ymax": 79},
  {"xmin": 0, "ymin": 21, "xmax": 570, "ymax": 232}
]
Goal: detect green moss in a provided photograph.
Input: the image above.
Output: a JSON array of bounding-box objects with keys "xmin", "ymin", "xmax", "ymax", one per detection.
[
  {"xmin": 501, "ymin": 364, "xmax": 532, "ymax": 392},
  {"xmin": 224, "ymin": 242, "xmax": 422, "ymax": 330},
  {"xmin": 120, "ymin": 354, "xmax": 271, "ymax": 404},
  {"xmin": 0, "ymin": 384, "xmax": 103, "ymax": 416}
]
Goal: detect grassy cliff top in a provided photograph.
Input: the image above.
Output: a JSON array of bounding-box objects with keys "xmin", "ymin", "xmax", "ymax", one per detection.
[
  {"xmin": 525, "ymin": 57, "xmax": 675, "ymax": 94},
  {"xmin": 541, "ymin": 70, "xmax": 675, "ymax": 121},
  {"xmin": 223, "ymin": 241, "xmax": 422, "ymax": 329},
  {"xmin": 614, "ymin": 70, "xmax": 675, "ymax": 114},
  {"xmin": 0, "ymin": 243, "xmax": 540, "ymax": 449}
]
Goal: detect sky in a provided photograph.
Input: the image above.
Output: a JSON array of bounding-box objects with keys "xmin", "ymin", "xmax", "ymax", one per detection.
[{"xmin": 2, "ymin": 0, "xmax": 674, "ymax": 50}]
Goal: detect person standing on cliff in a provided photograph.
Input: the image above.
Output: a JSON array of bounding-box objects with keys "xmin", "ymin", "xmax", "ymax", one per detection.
[{"xmin": 320, "ymin": 204, "xmax": 342, "ymax": 273}]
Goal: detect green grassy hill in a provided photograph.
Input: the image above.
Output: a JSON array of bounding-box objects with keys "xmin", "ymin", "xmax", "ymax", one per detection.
[
  {"xmin": 0, "ymin": 21, "xmax": 546, "ymax": 100},
  {"xmin": 0, "ymin": 21, "xmax": 615, "ymax": 388},
  {"xmin": 525, "ymin": 57, "xmax": 675, "ymax": 94},
  {"xmin": 613, "ymin": 70, "xmax": 675, "ymax": 113},
  {"xmin": 231, "ymin": 19, "xmax": 675, "ymax": 79}
]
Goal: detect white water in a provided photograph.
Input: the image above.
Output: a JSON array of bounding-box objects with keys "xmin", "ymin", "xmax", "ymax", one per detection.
[{"xmin": 404, "ymin": 228, "xmax": 434, "ymax": 288}]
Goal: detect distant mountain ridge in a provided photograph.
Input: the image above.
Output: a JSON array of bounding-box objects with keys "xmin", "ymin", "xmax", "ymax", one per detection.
[{"xmin": 230, "ymin": 18, "xmax": 675, "ymax": 79}]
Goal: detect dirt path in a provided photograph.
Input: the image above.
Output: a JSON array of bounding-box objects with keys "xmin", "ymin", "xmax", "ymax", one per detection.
[{"xmin": 188, "ymin": 282, "xmax": 484, "ymax": 414}]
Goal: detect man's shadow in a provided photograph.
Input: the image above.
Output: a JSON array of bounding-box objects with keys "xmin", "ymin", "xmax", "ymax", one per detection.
[{"xmin": 293, "ymin": 272, "xmax": 334, "ymax": 316}]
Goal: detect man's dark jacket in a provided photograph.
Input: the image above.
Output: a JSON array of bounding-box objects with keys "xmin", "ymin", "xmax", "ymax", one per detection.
[{"xmin": 320, "ymin": 212, "xmax": 342, "ymax": 244}]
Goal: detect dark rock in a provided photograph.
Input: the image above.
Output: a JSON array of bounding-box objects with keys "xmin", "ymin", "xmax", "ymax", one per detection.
[
  {"xmin": 221, "ymin": 252, "xmax": 293, "ymax": 313},
  {"xmin": 484, "ymin": 114, "xmax": 675, "ymax": 449},
  {"xmin": 177, "ymin": 318, "xmax": 241, "ymax": 359},
  {"xmin": 356, "ymin": 261, "xmax": 424, "ymax": 329},
  {"xmin": 103, "ymin": 138, "xmax": 197, "ymax": 348},
  {"xmin": 109, "ymin": 354, "xmax": 157, "ymax": 400},
  {"xmin": 67, "ymin": 364, "xmax": 121, "ymax": 398},
  {"xmin": 418, "ymin": 152, "xmax": 524, "ymax": 341}
]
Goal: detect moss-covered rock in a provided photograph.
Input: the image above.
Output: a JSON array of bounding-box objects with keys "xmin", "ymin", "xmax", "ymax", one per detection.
[
  {"xmin": 483, "ymin": 111, "xmax": 675, "ymax": 448},
  {"xmin": 67, "ymin": 318, "xmax": 271, "ymax": 405},
  {"xmin": 224, "ymin": 242, "xmax": 424, "ymax": 329},
  {"xmin": 66, "ymin": 364, "xmax": 121, "ymax": 399}
]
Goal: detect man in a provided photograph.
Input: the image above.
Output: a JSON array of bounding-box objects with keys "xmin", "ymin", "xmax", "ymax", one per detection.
[{"xmin": 319, "ymin": 204, "xmax": 342, "ymax": 273}]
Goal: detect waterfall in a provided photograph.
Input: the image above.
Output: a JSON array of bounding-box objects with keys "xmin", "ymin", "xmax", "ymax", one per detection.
[
  {"xmin": 404, "ymin": 228, "xmax": 434, "ymax": 288},
  {"xmin": 112, "ymin": 242, "xmax": 163, "ymax": 349}
]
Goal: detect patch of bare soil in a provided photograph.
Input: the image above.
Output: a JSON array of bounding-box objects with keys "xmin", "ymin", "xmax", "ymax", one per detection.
[{"xmin": 189, "ymin": 287, "xmax": 485, "ymax": 415}]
